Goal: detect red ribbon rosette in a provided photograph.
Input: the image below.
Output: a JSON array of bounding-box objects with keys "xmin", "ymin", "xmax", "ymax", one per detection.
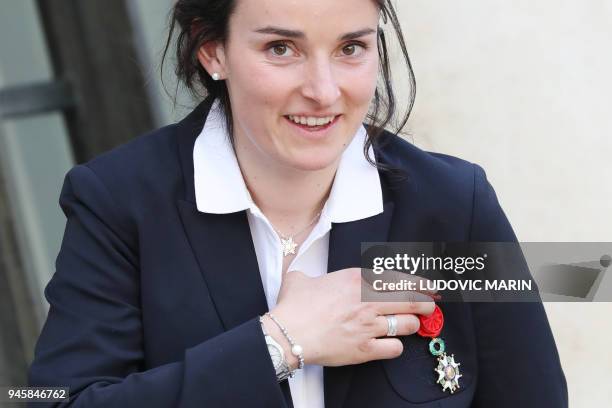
[{"xmin": 417, "ymin": 304, "xmax": 444, "ymax": 338}]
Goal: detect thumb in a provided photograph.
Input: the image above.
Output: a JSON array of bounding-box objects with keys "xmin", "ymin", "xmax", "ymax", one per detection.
[{"xmin": 367, "ymin": 338, "xmax": 404, "ymax": 361}]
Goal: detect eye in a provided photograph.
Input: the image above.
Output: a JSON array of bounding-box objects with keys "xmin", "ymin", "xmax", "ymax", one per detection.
[
  {"xmin": 341, "ymin": 42, "xmax": 367, "ymax": 57},
  {"xmin": 343, "ymin": 45, "xmax": 357, "ymax": 55},
  {"xmin": 268, "ymin": 42, "xmax": 295, "ymax": 57}
]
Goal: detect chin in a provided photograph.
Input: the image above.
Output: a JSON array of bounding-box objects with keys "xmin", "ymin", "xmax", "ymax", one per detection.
[{"xmin": 283, "ymin": 150, "xmax": 341, "ymax": 172}]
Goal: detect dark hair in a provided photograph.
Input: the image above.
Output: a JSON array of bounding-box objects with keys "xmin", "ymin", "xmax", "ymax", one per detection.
[{"xmin": 161, "ymin": 0, "xmax": 416, "ymax": 173}]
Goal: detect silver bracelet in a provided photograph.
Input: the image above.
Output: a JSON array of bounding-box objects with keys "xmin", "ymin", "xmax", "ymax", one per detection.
[{"xmin": 266, "ymin": 312, "xmax": 305, "ymax": 370}]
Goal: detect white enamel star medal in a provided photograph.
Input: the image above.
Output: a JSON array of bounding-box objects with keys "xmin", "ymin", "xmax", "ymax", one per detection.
[
  {"xmin": 418, "ymin": 305, "xmax": 463, "ymax": 394},
  {"xmin": 430, "ymin": 338, "xmax": 462, "ymax": 393},
  {"xmin": 280, "ymin": 236, "xmax": 298, "ymax": 256}
]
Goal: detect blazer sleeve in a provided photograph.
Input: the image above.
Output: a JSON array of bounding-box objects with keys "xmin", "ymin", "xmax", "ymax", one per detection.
[
  {"xmin": 468, "ymin": 164, "xmax": 568, "ymax": 408},
  {"xmin": 28, "ymin": 165, "xmax": 288, "ymax": 408}
]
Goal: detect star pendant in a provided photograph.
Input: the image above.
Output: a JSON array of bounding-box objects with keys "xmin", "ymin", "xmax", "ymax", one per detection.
[{"xmin": 280, "ymin": 236, "xmax": 298, "ymax": 256}]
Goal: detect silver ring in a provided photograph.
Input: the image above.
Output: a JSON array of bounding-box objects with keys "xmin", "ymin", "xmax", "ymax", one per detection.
[{"xmin": 385, "ymin": 314, "xmax": 398, "ymax": 337}]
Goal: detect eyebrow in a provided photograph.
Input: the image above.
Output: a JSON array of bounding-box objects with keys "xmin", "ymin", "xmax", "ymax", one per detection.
[{"xmin": 253, "ymin": 26, "xmax": 377, "ymax": 41}]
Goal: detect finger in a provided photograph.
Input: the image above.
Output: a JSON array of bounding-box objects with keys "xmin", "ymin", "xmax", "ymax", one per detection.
[
  {"xmin": 361, "ymin": 268, "xmax": 437, "ymax": 296},
  {"xmin": 368, "ymin": 293, "xmax": 436, "ymax": 316},
  {"xmin": 364, "ymin": 338, "xmax": 404, "ymax": 361},
  {"xmin": 362, "ymin": 281, "xmax": 438, "ymax": 303},
  {"xmin": 383, "ymin": 269, "xmax": 438, "ymax": 296},
  {"xmin": 374, "ymin": 314, "xmax": 420, "ymax": 338}
]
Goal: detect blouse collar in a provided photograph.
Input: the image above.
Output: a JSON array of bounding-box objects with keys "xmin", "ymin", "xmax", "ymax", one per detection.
[{"xmin": 193, "ymin": 99, "xmax": 383, "ymax": 223}]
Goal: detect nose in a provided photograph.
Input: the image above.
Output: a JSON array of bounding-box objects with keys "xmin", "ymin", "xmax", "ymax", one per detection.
[{"xmin": 301, "ymin": 56, "xmax": 341, "ymax": 107}]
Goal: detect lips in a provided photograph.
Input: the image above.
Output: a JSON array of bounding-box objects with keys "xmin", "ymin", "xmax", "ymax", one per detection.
[
  {"xmin": 287, "ymin": 114, "xmax": 337, "ymax": 127},
  {"xmin": 283, "ymin": 114, "xmax": 341, "ymax": 138},
  {"xmin": 284, "ymin": 114, "xmax": 341, "ymax": 130}
]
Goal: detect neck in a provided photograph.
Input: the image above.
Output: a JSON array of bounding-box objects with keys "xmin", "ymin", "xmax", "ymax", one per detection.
[{"xmin": 234, "ymin": 139, "xmax": 337, "ymax": 235}]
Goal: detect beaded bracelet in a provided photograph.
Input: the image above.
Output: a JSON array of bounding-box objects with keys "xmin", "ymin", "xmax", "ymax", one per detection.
[{"xmin": 266, "ymin": 312, "xmax": 305, "ymax": 370}]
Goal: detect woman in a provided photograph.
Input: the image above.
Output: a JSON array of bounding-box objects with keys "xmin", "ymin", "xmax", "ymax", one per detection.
[{"xmin": 29, "ymin": 0, "xmax": 567, "ymax": 407}]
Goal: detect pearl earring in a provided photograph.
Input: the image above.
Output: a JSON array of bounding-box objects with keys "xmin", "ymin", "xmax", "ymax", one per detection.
[{"xmin": 212, "ymin": 72, "xmax": 220, "ymax": 81}]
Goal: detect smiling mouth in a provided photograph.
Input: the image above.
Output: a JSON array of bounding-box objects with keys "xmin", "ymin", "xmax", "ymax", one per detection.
[{"xmin": 284, "ymin": 114, "xmax": 341, "ymax": 131}]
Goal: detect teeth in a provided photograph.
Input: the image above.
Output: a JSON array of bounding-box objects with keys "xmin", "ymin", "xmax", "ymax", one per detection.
[{"xmin": 288, "ymin": 115, "xmax": 335, "ymax": 127}]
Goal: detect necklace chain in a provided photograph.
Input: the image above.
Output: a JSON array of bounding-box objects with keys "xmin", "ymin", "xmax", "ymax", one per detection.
[{"xmin": 273, "ymin": 210, "xmax": 322, "ymax": 240}]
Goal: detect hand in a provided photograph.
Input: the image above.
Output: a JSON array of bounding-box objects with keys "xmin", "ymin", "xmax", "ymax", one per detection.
[{"xmin": 267, "ymin": 267, "xmax": 436, "ymax": 367}]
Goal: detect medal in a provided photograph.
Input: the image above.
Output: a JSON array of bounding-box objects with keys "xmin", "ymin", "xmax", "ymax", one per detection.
[{"xmin": 418, "ymin": 305, "xmax": 462, "ymax": 394}]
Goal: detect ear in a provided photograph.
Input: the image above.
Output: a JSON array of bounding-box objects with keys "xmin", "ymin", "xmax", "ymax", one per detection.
[{"xmin": 197, "ymin": 41, "xmax": 227, "ymax": 80}]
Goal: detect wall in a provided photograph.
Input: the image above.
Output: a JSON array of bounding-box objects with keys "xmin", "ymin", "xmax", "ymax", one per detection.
[{"xmin": 393, "ymin": 1, "xmax": 612, "ymax": 406}]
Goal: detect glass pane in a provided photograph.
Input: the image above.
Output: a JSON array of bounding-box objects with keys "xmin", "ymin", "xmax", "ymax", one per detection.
[{"xmin": 0, "ymin": 0, "xmax": 75, "ymax": 322}]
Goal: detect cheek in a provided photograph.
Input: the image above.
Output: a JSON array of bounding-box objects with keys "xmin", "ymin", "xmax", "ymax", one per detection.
[
  {"xmin": 338, "ymin": 61, "xmax": 379, "ymax": 105},
  {"xmin": 226, "ymin": 60, "xmax": 289, "ymax": 140},
  {"xmin": 225, "ymin": 60, "xmax": 293, "ymax": 152},
  {"xmin": 229, "ymin": 58, "xmax": 296, "ymax": 106}
]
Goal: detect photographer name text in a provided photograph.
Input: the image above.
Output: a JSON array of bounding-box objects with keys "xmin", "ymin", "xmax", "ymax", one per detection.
[{"xmin": 372, "ymin": 279, "xmax": 532, "ymax": 291}]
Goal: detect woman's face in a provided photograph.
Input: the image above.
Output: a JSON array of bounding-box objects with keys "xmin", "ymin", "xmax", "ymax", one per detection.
[{"xmin": 214, "ymin": 0, "xmax": 380, "ymax": 172}]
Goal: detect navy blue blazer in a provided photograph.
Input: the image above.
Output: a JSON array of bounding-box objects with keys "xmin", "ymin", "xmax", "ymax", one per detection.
[{"xmin": 29, "ymin": 96, "xmax": 567, "ymax": 407}]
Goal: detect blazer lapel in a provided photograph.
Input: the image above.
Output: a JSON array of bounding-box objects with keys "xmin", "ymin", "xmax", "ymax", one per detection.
[
  {"xmin": 324, "ymin": 199, "xmax": 395, "ymax": 408},
  {"xmin": 177, "ymin": 203, "xmax": 269, "ymax": 329}
]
